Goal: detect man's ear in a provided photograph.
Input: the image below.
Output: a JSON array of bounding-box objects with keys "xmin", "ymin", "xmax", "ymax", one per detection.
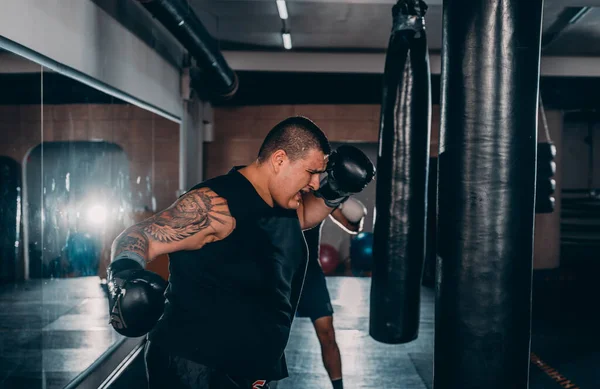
[{"xmin": 270, "ymin": 149, "xmax": 287, "ymax": 172}]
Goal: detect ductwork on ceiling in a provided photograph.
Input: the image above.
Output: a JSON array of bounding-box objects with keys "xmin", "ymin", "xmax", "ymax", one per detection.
[{"xmin": 136, "ymin": 0, "xmax": 238, "ymax": 101}]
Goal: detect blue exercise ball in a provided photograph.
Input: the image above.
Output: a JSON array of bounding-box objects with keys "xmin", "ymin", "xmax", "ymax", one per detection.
[{"xmin": 65, "ymin": 232, "xmax": 99, "ymax": 276}]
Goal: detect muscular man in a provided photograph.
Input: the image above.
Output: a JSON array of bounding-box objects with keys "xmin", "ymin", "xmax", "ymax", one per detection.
[
  {"xmin": 105, "ymin": 116, "xmax": 375, "ymax": 389},
  {"xmin": 296, "ymin": 198, "xmax": 367, "ymax": 389}
]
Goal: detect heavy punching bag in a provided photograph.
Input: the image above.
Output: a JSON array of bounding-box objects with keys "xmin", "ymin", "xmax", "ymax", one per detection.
[
  {"xmin": 434, "ymin": 0, "xmax": 543, "ymax": 388},
  {"xmin": 370, "ymin": 0, "xmax": 431, "ymax": 344}
]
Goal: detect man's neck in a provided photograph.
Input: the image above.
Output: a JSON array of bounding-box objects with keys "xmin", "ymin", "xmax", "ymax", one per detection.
[{"xmin": 238, "ymin": 162, "xmax": 274, "ymax": 207}]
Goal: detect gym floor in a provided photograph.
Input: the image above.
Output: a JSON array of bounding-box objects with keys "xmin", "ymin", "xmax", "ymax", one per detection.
[
  {"xmin": 0, "ymin": 277, "xmax": 122, "ymax": 389},
  {"xmin": 284, "ymin": 277, "xmax": 434, "ymax": 388},
  {"xmin": 2, "ymin": 276, "xmax": 598, "ymax": 388},
  {"xmin": 284, "ymin": 277, "xmax": 600, "ymax": 389}
]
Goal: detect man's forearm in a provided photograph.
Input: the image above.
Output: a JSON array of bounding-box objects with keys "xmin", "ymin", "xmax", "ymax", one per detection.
[
  {"xmin": 301, "ymin": 192, "xmax": 336, "ymax": 230},
  {"xmin": 111, "ymin": 227, "xmax": 151, "ymax": 266}
]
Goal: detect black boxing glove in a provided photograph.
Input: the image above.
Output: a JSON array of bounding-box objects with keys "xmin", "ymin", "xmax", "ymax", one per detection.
[
  {"xmin": 314, "ymin": 145, "xmax": 375, "ymax": 208},
  {"xmin": 107, "ymin": 255, "xmax": 167, "ymax": 337}
]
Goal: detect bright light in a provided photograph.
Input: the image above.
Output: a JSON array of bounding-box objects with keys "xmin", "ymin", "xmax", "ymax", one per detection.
[
  {"xmin": 87, "ymin": 205, "xmax": 107, "ymax": 225},
  {"xmin": 282, "ymin": 32, "xmax": 292, "ymax": 50},
  {"xmin": 276, "ymin": 0, "xmax": 288, "ymax": 20}
]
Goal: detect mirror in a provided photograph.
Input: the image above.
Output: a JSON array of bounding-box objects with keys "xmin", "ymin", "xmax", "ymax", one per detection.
[{"xmin": 0, "ymin": 49, "xmax": 179, "ymax": 388}]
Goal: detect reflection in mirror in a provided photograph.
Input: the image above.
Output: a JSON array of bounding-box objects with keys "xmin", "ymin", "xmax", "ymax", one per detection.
[
  {"xmin": 0, "ymin": 49, "xmax": 179, "ymax": 388},
  {"xmin": 25, "ymin": 142, "xmax": 131, "ymax": 279},
  {"xmin": 0, "ymin": 49, "xmax": 43, "ymax": 387}
]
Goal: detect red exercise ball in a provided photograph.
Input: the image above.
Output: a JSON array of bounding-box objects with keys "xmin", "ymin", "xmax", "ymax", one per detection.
[{"xmin": 319, "ymin": 244, "xmax": 340, "ymax": 275}]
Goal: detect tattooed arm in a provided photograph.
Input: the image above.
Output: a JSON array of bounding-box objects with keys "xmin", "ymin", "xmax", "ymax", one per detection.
[{"xmin": 111, "ymin": 187, "xmax": 235, "ymax": 264}]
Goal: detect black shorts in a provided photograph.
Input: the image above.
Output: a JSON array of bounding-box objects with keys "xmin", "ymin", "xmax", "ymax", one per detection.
[
  {"xmin": 144, "ymin": 340, "xmax": 274, "ymax": 389},
  {"xmin": 295, "ymin": 256, "xmax": 334, "ymax": 322}
]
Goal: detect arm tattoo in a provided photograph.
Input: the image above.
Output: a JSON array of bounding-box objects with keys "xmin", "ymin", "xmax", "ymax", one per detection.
[
  {"xmin": 114, "ymin": 234, "xmax": 148, "ymax": 254},
  {"xmin": 140, "ymin": 187, "xmax": 231, "ymax": 243},
  {"xmin": 112, "ymin": 230, "xmax": 150, "ymax": 259},
  {"xmin": 112, "ymin": 188, "xmax": 230, "ymax": 259},
  {"xmin": 113, "ymin": 188, "xmax": 232, "ymax": 259}
]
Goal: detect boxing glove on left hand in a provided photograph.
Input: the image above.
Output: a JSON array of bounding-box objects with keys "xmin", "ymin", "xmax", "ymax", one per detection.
[
  {"xmin": 315, "ymin": 145, "xmax": 375, "ymax": 208},
  {"xmin": 107, "ymin": 257, "xmax": 167, "ymax": 337}
]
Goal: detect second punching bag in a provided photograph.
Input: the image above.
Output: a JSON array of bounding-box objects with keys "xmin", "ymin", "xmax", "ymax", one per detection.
[
  {"xmin": 434, "ymin": 0, "xmax": 543, "ymax": 387},
  {"xmin": 370, "ymin": 0, "xmax": 431, "ymax": 344}
]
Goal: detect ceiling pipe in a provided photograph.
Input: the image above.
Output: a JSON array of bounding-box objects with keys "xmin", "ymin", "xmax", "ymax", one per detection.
[
  {"xmin": 541, "ymin": 6, "xmax": 591, "ymax": 50},
  {"xmin": 136, "ymin": 0, "xmax": 238, "ymax": 100}
]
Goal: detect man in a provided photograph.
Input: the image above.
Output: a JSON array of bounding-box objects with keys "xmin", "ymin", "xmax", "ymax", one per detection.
[
  {"xmin": 297, "ymin": 197, "xmax": 367, "ymax": 389},
  {"xmin": 105, "ymin": 116, "xmax": 375, "ymax": 388}
]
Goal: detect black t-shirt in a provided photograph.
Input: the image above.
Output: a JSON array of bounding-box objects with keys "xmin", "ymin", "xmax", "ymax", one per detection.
[{"xmin": 148, "ymin": 168, "xmax": 308, "ymax": 380}]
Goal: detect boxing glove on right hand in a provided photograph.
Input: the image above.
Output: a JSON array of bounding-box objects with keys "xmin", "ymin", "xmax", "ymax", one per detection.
[
  {"xmin": 314, "ymin": 145, "xmax": 375, "ymax": 208},
  {"xmin": 107, "ymin": 257, "xmax": 167, "ymax": 337}
]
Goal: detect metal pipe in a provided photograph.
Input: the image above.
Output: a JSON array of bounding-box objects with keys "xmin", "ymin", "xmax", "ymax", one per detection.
[{"xmin": 136, "ymin": 0, "xmax": 238, "ymax": 100}]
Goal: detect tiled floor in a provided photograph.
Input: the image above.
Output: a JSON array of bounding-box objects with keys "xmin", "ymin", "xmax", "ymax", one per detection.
[
  {"xmin": 4, "ymin": 276, "xmax": 599, "ymax": 389},
  {"xmin": 282, "ymin": 277, "xmax": 434, "ymax": 389},
  {"xmin": 0, "ymin": 277, "xmax": 123, "ymax": 389},
  {"xmin": 281, "ymin": 277, "xmax": 600, "ymax": 388}
]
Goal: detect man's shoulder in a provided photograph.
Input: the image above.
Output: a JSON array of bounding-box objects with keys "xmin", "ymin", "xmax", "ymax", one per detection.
[
  {"xmin": 186, "ymin": 171, "xmax": 273, "ymax": 219},
  {"xmin": 186, "ymin": 171, "xmax": 238, "ymax": 196}
]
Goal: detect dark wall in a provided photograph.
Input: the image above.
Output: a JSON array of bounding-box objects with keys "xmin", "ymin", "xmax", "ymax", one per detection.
[{"xmin": 213, "ymin": 72, "xmax": 600, "ymax": 111}]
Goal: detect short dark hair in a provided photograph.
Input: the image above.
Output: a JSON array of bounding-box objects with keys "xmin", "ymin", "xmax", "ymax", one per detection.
[{"xmin": 257, "ymin": 116, "xmax": 331, "ymax": 163}]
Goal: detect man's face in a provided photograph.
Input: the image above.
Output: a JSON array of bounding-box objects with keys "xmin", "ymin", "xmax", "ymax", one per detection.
[{"xmin": 270, "ymin": 148, "xmax": 328, "ymax": 209}]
